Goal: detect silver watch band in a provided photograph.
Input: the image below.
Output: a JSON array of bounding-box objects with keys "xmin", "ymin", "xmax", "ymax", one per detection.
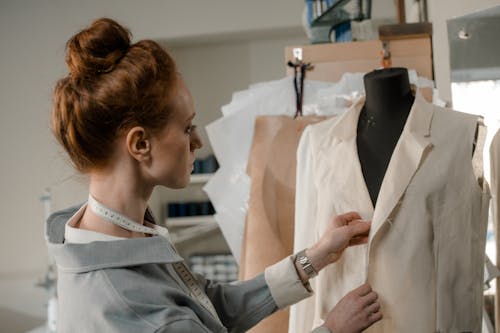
[{"xmin": 295, "ymin": 249, "xmax": 318, "ymax": 278}]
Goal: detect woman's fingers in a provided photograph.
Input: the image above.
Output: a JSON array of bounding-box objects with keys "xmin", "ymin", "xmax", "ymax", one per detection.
[
  {"xmin": 353, "ymin": 283, "xmax": 372, "ymax": 297},
  {"xmin": 334, "ymin": 211, "xmax": 362, "ymax": 226},
  {"xmin": 360, "ymin": 291, "xmax": 378, "ymax": 307},
  {"xmin": 353, "ymin": 285, "xmax": 382, "ymax": 330},
  {"xmin": 323, "ymin": 283, "xmax": 382, "ymax": 333},
  {"xmin": 364, "ymin": 301, "xmax": 381, "ymax": 315},
  {"xmin": 347, "ymin": 220, "xmax": 371, "ymax": 238},
  {"xmin": 348, "ymin": 236, "xmax": 369, "ymax": 246},
  {"xmin": 360, "ymin": 292, "xmax": 383, "ymax": 330},
  {"xmin": 369, "ymin": 310, "xmax": 383, "ymax": 322},
  {"xmin": 364, "ymin": 305, "xmax": 383, "ymax": 329}
]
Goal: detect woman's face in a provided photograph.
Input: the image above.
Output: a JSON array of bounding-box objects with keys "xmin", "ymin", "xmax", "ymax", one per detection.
[{"xmin": 149, "ymin": 79, "xmax": 203, "ymax": 188}]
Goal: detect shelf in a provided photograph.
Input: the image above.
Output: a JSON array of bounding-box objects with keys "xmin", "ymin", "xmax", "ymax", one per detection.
[
  {"xmin": 168, "ymin": 219, "xmax": 219, "ymax": 244},
  {"xmin": 166, "ymin": 215, "xmax": 216, "ymax": 227},
  {"xmin": 312, "ymin": 0, "xmax": 370, "ymax": 27},
  {"xmin": 190, "ymin": 173, "xmax": 214, "ymax": 184}
]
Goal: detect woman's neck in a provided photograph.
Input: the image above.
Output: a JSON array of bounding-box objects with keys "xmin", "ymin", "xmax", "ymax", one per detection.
[{"xmin": 77, "ymin": 166, "xmax": 154, "ymax": 238}]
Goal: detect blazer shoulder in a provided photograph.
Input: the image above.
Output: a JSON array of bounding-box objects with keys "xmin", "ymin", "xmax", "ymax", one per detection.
[
  {"xmin": 432, "ymin": 105, "xmax": 479, "ymax": 124},
  {"xmin": 431, "ymin": 106, "xmax": 480, "ymax": 136},
  {"xmin": 302, "ymin": 115, "xmax": 340, "ymax": 147}
]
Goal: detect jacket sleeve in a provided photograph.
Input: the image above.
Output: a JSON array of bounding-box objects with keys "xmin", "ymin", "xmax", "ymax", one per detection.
[
  {"xmin": 155, "ymin": 318, "xmax": 213, "ymax": 333},
  {"xmin": 289, "ymin": 127, "xmax": 320, "ymax": 333},
  {"xmin": 195, "ymin": 272, "xmax": 276, "ymax": 333},
  {"xmin": 195, "ymin": 254, "xmax": 313, "ymax": 333}
]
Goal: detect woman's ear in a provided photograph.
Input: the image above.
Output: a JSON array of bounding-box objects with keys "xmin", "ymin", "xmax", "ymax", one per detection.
[{"xmin": 126, "ymin": 126, "xmax": 151, "ymax": 162}]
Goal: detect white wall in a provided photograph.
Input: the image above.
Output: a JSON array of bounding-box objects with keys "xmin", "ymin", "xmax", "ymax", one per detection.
[{"xmin": 428, "ymin": 0, "xmax": 500, "ymax": 103}]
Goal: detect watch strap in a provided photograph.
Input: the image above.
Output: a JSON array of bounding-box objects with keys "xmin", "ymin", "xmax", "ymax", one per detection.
[{"xmin": 295, "ymin": 249, "xmax": 318, "ymax": 278}]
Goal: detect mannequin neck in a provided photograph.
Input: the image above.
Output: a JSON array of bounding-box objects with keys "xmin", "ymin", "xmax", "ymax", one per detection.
[
  {"xmin": 356, "ymin": 68, "xmax": 415, "ymax": 206},
  {"xmin": 363, "ymin": 67, "xmax": 414, "ymax": 120}
]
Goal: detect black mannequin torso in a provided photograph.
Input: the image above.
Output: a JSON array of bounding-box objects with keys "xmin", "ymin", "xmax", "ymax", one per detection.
[{"xmin": 357, "ymin": 68, "xmax": 415, "ymax": 206}]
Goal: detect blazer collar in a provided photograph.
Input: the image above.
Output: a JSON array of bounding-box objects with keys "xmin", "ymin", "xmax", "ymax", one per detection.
[{"xmin": 321, "ymin": 87, "xmax": 433, "ymax": 146}]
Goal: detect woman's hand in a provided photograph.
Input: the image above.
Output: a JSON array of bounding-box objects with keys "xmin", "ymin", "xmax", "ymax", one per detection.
[
  {"xmin": 307, "ymin": 212, "xmax": 370, "ymax": 272},
  {"xmin": 322, "ymin": 283, "xmax": 382, "ymax": 333}
]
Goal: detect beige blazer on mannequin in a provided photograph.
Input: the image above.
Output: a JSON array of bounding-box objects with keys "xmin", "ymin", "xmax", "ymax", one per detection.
[{"xmin": 290, "ymin": 91, "xmax": 490, "ymax": 333}]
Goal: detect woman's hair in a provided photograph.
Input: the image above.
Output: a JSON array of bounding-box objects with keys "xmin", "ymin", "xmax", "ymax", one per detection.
[{"xmin": 52, "ymin": 18, "xmax": 178, "ymax": 172}]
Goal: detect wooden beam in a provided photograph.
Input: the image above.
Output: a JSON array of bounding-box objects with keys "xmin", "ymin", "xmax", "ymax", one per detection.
[{"xmin": 396, "ymin": 0, "xmax": 406, "ymax": 24}]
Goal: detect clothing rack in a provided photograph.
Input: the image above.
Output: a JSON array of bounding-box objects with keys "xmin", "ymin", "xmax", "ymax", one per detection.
[
  {"xmin": 285, "ymin": 36, "xmax": 434, "ymax": 103},
  {"xmin": 285, "ymin": 36, "xmax": 433, "ymax": 82}
]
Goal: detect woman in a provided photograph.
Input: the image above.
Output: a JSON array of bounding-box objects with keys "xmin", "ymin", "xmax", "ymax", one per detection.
[{"xmin": 48, "ymin": 18, "xmax": 382, "ymax": 332}]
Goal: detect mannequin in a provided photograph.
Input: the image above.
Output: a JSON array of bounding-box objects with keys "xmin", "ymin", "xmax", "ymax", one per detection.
[
  {"xmin": 291, "ymin": 66, "xmax": 490, "ymax": 332},
  {"xmin": 357, "ymin": 68, "xmax": 415, "ymax": 205}
]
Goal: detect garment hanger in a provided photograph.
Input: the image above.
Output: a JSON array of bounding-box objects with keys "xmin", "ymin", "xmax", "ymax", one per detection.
[
  {"xmin": 287, "ymin": 48, "xmax": 313, "ymax": 118},
  {"xmin": 380, "ymin": 41, "xmax": 392, "ymax": 69}
]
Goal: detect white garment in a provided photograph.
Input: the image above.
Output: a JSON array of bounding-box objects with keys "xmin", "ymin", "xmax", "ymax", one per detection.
[{"xmin": 290, "ymin": 91, "xmax": 490, "ymax": 333}]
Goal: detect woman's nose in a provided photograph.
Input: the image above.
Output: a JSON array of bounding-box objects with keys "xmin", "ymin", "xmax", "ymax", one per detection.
[{"xmin": 190, "ymin": 130, "xmax": 203, "ymax": 151}]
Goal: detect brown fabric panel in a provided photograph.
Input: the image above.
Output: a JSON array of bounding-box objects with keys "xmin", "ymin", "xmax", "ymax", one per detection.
[{"xmin": 241, "ymin": 115, "xmax": 327, "ymax": 333}]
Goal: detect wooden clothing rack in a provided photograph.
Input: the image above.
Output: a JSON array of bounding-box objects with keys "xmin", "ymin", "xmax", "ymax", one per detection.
[
  {"xmin": 285, "ymin": 21, "xmax": 434, "ymax": 80},
  {"xmin": 285, "ymin": 36, "xmax": 433, "ymax": 82},
  {"xmin": 285, "ymin": 33, "xmax": 434, "ymax": 107}
]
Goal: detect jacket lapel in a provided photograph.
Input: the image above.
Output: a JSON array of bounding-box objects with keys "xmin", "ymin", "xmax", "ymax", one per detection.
[
  {"xmin": 368, "ymin": 91, "xmax": 434, "ymax": 246},
  {"xmin": 317, "ymin": 95, "xmax": 374, "ymax": 216},
  {"xmin": 316, "ymin": 90, "xmax": 435, "ymax": 246}
]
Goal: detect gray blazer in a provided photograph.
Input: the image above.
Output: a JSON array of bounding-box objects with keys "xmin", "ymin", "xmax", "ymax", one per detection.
[{"xmin": 46, "ymin": 206, "xmax": 319, "ymax": 333}]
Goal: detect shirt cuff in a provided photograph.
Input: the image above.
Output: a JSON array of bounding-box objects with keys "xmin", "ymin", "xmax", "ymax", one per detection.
[
  {"xmin": 311, "ymin": 326, "xmax": 331, "ymax": 333},
  {"xmin": 264, "ymin": 255, "xmax": 313, "ymax": 309}
]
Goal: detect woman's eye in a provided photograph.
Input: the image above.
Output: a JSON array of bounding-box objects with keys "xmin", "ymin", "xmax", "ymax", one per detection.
[{"xmin": 186, "ymin": 125, "xmax": 197, "ymax": 135}]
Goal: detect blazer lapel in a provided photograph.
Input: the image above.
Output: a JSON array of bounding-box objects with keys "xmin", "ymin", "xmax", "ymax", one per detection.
[
  {"xmin": 368, "ymin": 91, "xmax": 434, "ymax": 247},
  {"xmin": 317, "ymin": 95, "xmax": 374, "ymax": 217}
]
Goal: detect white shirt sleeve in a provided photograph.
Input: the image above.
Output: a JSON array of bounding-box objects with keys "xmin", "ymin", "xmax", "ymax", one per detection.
[{"xmin": 263, "ymin": 254, "xmax": 313, "ymax": 309}]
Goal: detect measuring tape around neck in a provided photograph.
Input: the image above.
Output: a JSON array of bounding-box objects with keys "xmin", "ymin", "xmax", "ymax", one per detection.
[
  {"xmin": 88, "ymin": 195, "xmax": 222, "ymax": 322},
  {"xmin": 87, "ymin": 194, "xmax": 159, "ymax": 236}
]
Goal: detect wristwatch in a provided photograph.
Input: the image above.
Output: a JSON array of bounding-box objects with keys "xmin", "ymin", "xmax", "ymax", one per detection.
[{"xmin": 295, "ymin": 249, "xmax": 318, "ymax": 279}]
